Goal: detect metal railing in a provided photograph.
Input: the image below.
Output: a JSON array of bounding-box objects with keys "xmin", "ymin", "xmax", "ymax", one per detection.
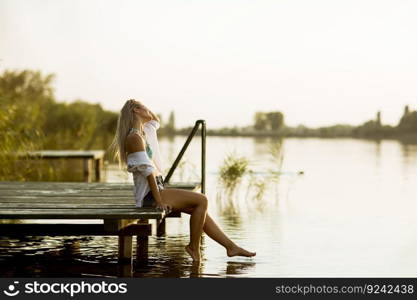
[{"xmin": 163, "ymin": 120, "xmax": 206, "ymax": 194}]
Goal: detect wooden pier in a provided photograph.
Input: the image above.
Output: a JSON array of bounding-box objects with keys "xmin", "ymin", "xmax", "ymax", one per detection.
[
  {"xmin": 0, "ymin": 120, "xmax": 207, "ymax": 276},
  {"xmin": 16, "ymin": 150, "xmax": 105, "ymax": 182},
  {"xmin": 0, "ymin": 181, "xmax": 199, "ymax": 266}
]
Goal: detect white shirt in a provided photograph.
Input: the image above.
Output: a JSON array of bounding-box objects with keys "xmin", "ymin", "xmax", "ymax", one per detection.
[
  {"xmin": 143, "ymin": 120, "xmax": 164, "ymax": 175},
  {"xmin": 126, "ymin": 120, "xmax": 164, "ymax": 207}
]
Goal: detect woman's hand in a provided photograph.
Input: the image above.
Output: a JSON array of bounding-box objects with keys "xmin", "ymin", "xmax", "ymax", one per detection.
[
  {"xmin": 154, "ymin": 201, "xmax": 172, "ymax": 214},
  {"xmin": 136, "ymin": 103, "xmax": 159, "ymax": 122},
  {"xmin": 133, "ymin": 103, "xmax": 152, "ymax": 121},
  {"xmin": 138, "ymin": 108, "xmax": 152, "ymax": 121},
  {"xmin": 146, "ymin": 173, "xmax": 170, "ymax": 213}
]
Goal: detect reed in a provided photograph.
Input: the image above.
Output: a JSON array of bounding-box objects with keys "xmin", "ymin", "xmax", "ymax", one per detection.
[
  {"xmin": 217, "ymin": 139, "xmax": 284, "ymax": 213},
  {"xmin": 218, "ymin": 152, "xmax": 249, "ymax": 193}
]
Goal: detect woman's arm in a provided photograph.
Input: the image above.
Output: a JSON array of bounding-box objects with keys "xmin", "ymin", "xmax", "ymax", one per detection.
[
  {"xmin": 147, "ymin": 173, "xmax": 162, "ymax": 203},
  {"xmin": 147, "ymin": 174, "xmax": 171, "ymax": 212},
  {"xmin": 126, "ymin": 134, "xmax": 170, "ymax": 211}
]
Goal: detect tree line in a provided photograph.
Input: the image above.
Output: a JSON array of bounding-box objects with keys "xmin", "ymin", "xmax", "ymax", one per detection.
[{"xmin": 204, "ymin": 107, "xmax": 417, "ymax": 140}]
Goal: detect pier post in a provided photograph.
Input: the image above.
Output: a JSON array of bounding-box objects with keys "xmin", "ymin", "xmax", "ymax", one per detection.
[
  {"xmin": 117, "ymin": 261, "xmax": 133, "ymax": 277},
  {"xmin": 104, "ymin": 219, "xmax": 138, "ymax": 263},
  {"xmin": 118, "ymin": 235, "xmax": 133, "ymax": 263},
  {"xmin": 83, "ymin": 158, "xmax": 93, "ymax": 182},
  {"xmin": 156, "ymin": 218, "xmax": 166, "ymax": 236},
  {"xmin": 95, "ymin": 158, "xmax": 103, "ymax": 181},
  {"xmin": 136, "ymin": 219, "xmax": 149, "ymax": 262}
]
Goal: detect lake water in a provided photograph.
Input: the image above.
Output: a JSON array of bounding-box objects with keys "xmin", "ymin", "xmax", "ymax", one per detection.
[{"xmin": 1, "ymin": 137, "xmax": 417, "ymax": 277}]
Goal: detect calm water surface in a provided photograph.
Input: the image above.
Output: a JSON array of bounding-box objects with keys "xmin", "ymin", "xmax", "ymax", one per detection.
[{"xmin": 1, "ymin": 137, "xmax": 417, "ymax": 277}]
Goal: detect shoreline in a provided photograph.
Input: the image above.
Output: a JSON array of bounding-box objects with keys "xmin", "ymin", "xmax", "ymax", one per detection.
[{"xmin": 163, "ymin": 131, "xmax": 417, "ymax": 143}]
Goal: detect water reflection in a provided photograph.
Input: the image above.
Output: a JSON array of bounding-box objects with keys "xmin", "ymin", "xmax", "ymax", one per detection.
[
  {"xmin": 225, "ymin": 261, "xmax": 256, "ymax": 276},
  {"xmin": 373, "ymin": 139, "xmax": 382, "ymax": 171},
  {"xmin": 400, "ymin": 142, "xmax": 417, "ymax": 181}
]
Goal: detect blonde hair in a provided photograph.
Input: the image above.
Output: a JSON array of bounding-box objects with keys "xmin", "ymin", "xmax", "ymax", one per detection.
[{"xmin": 108, "ymin": 99, "xmax": 145, "ymax": 170}]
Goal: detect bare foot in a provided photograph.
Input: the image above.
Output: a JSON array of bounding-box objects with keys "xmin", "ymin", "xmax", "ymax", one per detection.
[
  {"xmin": 227, "ymin": 246, "xmax": 256, "ymax": 258},
  {"xmin": 185, "ymin": 244, "xmax": 201, "ymax": 261}
]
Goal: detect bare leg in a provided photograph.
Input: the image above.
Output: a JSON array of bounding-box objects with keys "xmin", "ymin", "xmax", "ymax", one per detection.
[
  {"xmin": 186, "ymin": 198, "xmax": 207, "ymax": 260},
  {"xmin": 181, "ymin": 208, "xmax": 256, "ymax": 258},
  {"xmin": 160, "ymin": 188, "xmax": 208, "ymax": 261},
  {"xmin": 160, "ymin": 188, "xmax": 256, "ymax": 259},
  {"xmin": 203, "ymin": 214, "xmax": 236, "ymax": 249},
  {"xmin": 203, "ymin": 214, "xmax": 256, "ymax": 257}
]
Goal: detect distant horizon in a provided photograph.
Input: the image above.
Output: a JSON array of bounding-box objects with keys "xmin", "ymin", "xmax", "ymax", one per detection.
[{"xmin": 2, "ymin": 0, "xmax": 417, "ymax": 129}]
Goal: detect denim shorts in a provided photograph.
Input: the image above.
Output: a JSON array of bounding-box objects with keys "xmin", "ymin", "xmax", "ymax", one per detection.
[{"xmin": 143, "ymin": 175, "xmax": 164, "ymax": 207}]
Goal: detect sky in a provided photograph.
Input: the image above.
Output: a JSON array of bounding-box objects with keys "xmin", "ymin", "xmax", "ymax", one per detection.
[{"xmin": 1, "ymin": 0, "xmax": 417, "ymax": 129}]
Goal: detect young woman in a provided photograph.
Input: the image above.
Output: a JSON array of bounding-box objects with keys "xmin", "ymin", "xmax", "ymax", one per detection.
[{"xmin": 109, "ymin": 99, "xmax": 256, "ymax": 261}]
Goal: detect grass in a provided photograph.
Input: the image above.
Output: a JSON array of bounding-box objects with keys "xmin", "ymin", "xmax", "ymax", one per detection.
[
  {"xmin": 219, "ymin": 152, "xmax": 250, "ymax": 191},
  {"xmin": 217, "ymin": 139, "xmax": 284, "ymax": 211}
]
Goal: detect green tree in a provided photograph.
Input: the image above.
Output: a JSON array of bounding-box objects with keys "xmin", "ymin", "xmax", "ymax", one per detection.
[
  {"xmin": 42, "ymin": 100, "xmax": 102, "ymax": 149},
  {"xmin": 254, "ymin": 112, "xmax": 268, "ymax": 131},
  {"xmin": 254, "ymin": 111, "xmax": 284, "ymax": 132},
  {"xmin": 0, "ymin": 69, "xmax": 54, "ymax": 137},
  {"xmin": 0, "ymin": 70, "xmax": 55, "ymax": 179},
  {"xmin": 0, "ymin": 69, "xmax": 122, "ymax": 179},
  {"xmin": 165, "ymin": 110, "xmax": 176, "ymax": 135},
  {"xmin": 398, "ymin": 110, "xmax": 417, "ymax": 134},
  {"xmin": 265, "ymin": 111, "xmax": 284, "ymax": 131}
]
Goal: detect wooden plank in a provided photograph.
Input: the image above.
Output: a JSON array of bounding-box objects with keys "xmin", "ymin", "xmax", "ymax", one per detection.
[
  {"xmin": 0, "ymin": 198, "xmax": 133, "ymax": 204},
  {"xmin": 0, "ymin": 203, "xmax": 182, "ymax": 218},
  {"xmin": 0, "ymin": 202, "xmax": 181, "ymax": 218},
  {"xmin": 0, "ymin": 181, "xmax": 200, "ymax": 190},
  {"xmin": 0, "ymin": 184, "xmax": 199, "ymax": 198},
  {"xmin": 0, "ymin": 182, "xmax": 134, "ymax": 190},
  {"xmin": 0, "ymin": 223, "xmax": 151, "ymax": 236},
  {"xmin": 103, "ymin": 218, "xmax": 138, "ymax": 233},
  {"xmin": 0, "ymin": 197, "xmax": 133, "ymax": 203},
  {"xmin": 0, "ymin": 203, "xmax": 141, "ymax": 208},
  {"xmin": 0, "ymin": 208, "xmax": 165, "ymax": 219},
  {"xmin": 0, "ymin": 188, "xmax": 196, "ymax": 197},
  {"xmin": 16, "ymin": 150, "xmax": 105, "ymax": 159},
  {"xmin": 0, "ymin": 191, "xmax": 134, "ymax": 197},
  {"xmin": 0, "ymin": 181, "xmax": 200, "ymax": 187},
  {"xmin": 0, "ymin": 198, "xmax": 182, "ymax": 206}
]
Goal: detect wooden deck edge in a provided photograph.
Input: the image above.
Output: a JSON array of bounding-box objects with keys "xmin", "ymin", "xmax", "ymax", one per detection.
[
  {"xmin": 0, "ymin": 223, "xmax": 151, "ymax": 236},
  {"xmin": 166, "ymin": 211, "xmax": 181, "ymax": 218}
]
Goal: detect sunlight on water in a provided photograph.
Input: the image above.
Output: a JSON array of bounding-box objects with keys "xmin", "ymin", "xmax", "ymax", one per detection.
[{"xmin": 1, "ymin": 137, "xmax": 417, "ymax": 277}]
